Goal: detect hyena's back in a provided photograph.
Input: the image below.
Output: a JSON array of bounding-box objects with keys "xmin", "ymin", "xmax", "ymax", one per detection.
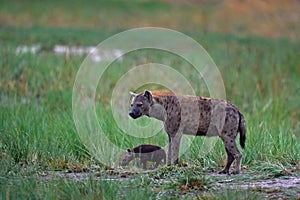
[{"xmin": 153, "ymin": 92, "xmax": 246, "ymax": 144}]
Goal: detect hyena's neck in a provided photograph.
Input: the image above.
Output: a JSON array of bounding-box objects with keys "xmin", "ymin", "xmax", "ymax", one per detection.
[{"xmin": 148, "ymin": 96, "xmax": 170, "ymax": 122}]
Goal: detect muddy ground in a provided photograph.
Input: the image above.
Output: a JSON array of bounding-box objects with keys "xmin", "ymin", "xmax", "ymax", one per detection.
[{"xmin": 38, "ymin": 167, "xmax": 300, "ymax": 199}]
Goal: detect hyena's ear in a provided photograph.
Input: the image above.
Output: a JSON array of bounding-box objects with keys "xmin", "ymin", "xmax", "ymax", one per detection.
[
  {"xmin": 127, "ymin": 149, "xmax": 131, "ymax": 152},
  {"xmin": 129, "ymin": 91, "xmax": 137, "ymax": 97},
  {"xmin": 144, "ymin": 90, "xmax": 153, "ymax": 103}
]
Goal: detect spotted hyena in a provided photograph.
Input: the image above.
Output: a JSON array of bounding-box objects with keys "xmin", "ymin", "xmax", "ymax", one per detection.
[
  {"xmin": 129, "ymin": 90, "xmax": 246, "ymax": 174},
  {"xmin": 120, "ymin": 144, "xmax": 166, "ymax": 169}
]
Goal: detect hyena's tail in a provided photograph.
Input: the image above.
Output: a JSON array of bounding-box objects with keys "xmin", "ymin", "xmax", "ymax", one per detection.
[{"xmin": 238, "ymin": 111, "xmax": 246, "ymax": 149}]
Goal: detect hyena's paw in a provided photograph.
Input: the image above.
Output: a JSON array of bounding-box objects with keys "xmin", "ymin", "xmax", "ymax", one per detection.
[
  {"xmin": 230, "ymin": 170, "xmax": 240, "ymax": 175},
  {"xmin": 218, "ymin": 169, "xmax": 229, "ymax": 175}
]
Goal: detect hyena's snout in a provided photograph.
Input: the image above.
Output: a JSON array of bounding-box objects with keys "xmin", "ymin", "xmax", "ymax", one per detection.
[
  {"xmin": 128, "ymin": 109, "xmax": 136, "ymax": 118},
  {"xmin": 129, "ymin": 108, "xmax": 141, "ymax": 119}
]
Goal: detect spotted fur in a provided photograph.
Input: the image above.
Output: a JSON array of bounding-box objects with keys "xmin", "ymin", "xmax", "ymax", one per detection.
[{"xmin": 129, "ymin": 90, "xmax": 246, "ymax": 174}]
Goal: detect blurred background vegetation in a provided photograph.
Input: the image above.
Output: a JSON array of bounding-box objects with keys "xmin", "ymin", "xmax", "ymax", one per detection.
[
  {"xmin": 1, "ymin": 0, "xmax": 299, "ymax": 41},
  {"xmin": 1, "ymin": 0, "xmax": 299, "ymax": 107}
]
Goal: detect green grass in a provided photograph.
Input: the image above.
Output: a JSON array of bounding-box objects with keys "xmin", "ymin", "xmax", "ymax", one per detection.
[
  {"xmin": 1, "ymin": 28, "xmax": 299, "ymax": 198},
  {"xmin": 1, "ymin": 0, "xmax": 300, "ymax": 199}
]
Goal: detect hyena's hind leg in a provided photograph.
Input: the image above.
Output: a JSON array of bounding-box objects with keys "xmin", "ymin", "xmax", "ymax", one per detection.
[
  {"xmin": 219, "ymin": 147, "xmax": 235, "ymax": 174},
  {"xmin": 220, "ymin": 134, "xmax": 242, "ymax": 174}
]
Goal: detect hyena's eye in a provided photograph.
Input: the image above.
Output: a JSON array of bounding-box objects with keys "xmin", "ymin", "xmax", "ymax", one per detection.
[
  {"xmin": 136, "ymin": 102, "xmax": 143, "ymax": 107},
  {"xmin": 130, "ymin": 103, "xmax": 133, "ymax": 107}
]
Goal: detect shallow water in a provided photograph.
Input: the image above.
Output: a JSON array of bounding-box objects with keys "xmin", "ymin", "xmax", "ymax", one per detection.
[
  {"xmin": 215, "ymin": 174, "xmax": 300, "ymax": 189},
  {"xmin": 15, "ymin": 44, "xmax": 123, "ymax": 62}
]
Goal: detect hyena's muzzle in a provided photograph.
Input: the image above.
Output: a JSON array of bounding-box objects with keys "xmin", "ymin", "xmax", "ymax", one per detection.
[{"xmin": 128, "ymin": 108, "xmax": 142, "ymax": 119}]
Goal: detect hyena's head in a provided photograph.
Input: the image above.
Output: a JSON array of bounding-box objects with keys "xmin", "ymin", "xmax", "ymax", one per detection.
[
  {"xmin": 129, "ymin": 90, "xmax": 153, "ymax": 119},
  {"xmin": 120, "ymin": 149, "xmax": 135, "ymax": 166}
]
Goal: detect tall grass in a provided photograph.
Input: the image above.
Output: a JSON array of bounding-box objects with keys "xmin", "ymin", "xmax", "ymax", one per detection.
[{"xmin": 1, "ymin": 28, "xmax": 299, "ymax": 197}]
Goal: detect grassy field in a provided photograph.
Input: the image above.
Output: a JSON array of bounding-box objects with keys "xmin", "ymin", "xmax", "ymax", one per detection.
[{"xmin": 1, "ymin": 0, "xmax": 300, "ymax": 199}]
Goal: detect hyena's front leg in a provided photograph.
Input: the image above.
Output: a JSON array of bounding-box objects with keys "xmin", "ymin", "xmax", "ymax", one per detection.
[
  {"xmin": 167, "ymin": 135, "xmax": 172, "ymax": 165},
  {"xmin": 167, "ymin": 133, "xmax": 182, "ymax": 165}
]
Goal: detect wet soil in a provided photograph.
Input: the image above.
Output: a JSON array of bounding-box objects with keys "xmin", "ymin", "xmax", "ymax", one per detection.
[
  {"xmin": 210, "ymin": 172, "xmax": 300, "ymax": 199},
  {"xmin": 38, "ymin": 168, "xmax": 300, "ymax": 199}
]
